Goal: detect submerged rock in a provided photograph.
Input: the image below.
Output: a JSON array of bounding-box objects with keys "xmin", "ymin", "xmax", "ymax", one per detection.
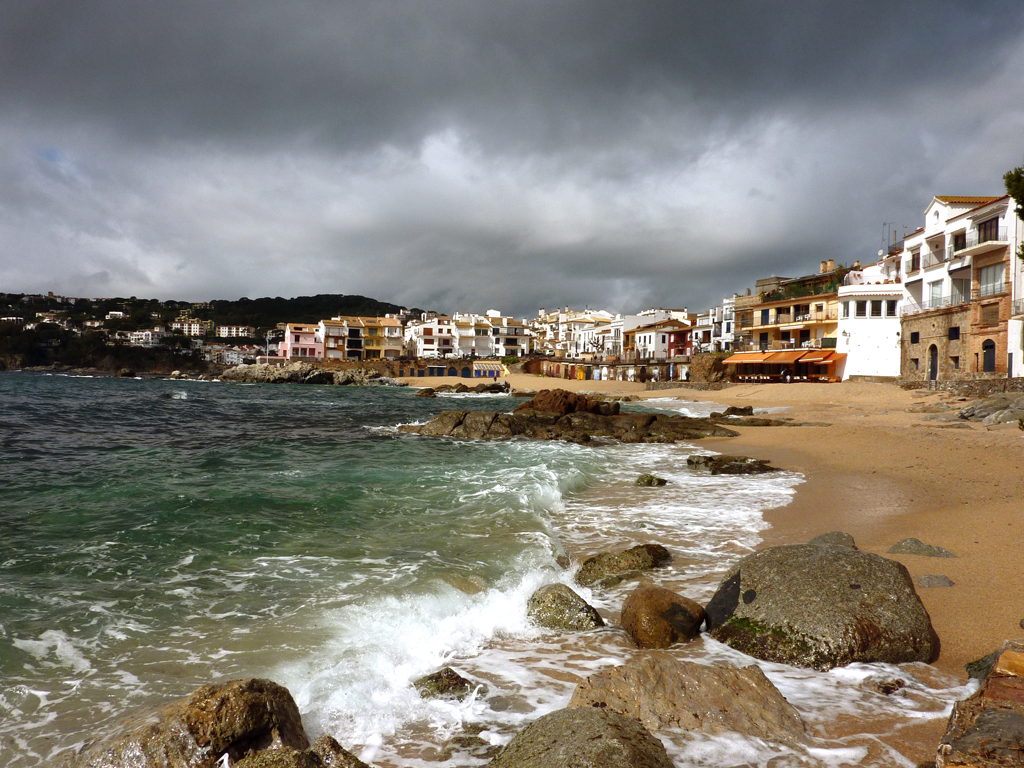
[
  {"xmin": 568, "ymin": 652, "xmax": 805, "ymax": 743},
  {"xmin": 527, "ymin": 584, "xmax": 604, "ymax": 631},
  {"xmin": 620, "ymin": 585, "xmax": 705, "ymax": 648},
  {"xmin": 938, "ymin": 640, "xmax": 1024, "ymax": 767},
  {"xmin": 888, "ymin": 538, "xmax": 957, "ymax": 558},
  {"xmin": 66, "ymin": 678, "xmax": 309, "ymax": 768},
  {"xmin": 575, "ymin": 544, "xmax": 672, "ymax": 588},
  {"xmin": 635, "ymin": 473, "xmax": 668, "ymax": 487},
  {"xmin": 687, "ymin": 454, "xmax": 778, "ymax": 475},
  {"xmin": 488, "ymin": 707, "xmax": 672, "ymax": 768},
  {"xmin": 705, "ymin": 544, "xmax": 939, "ymax": 670},
  {"xmin": 413, "ymin": 667, "xmax": 476, "ymax": 701}
]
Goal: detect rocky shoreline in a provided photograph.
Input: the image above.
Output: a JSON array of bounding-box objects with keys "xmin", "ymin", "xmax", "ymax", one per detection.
[
  {"xmin": 54, "ymin": 386, "xmax": 1024, "ymax": 768},
  {"xmin": 62, "ymin": 530, "xmax": 1017, "ymax": 768}
]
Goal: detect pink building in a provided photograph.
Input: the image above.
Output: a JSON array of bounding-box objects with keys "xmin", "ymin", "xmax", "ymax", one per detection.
[{"xmin": 277, "ymin": 323, "xmax": 324, "ymax": 360}]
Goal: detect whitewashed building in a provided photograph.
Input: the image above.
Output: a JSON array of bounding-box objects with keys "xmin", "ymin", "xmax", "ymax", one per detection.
[{"xmin": 836, "ymin": 256, "xmax": 902, "ymax": 380}]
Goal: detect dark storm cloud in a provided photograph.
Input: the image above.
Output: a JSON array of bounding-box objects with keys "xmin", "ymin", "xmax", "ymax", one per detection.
[{"xmin": 1, "ymin": 1, "xmax": 1023, "ymax": 315}]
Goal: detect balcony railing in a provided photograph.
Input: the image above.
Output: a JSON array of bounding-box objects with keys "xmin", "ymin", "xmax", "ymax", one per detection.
[
  {"xmin": 949, "ymin": 227, "xmax": 1007, "ymax": 258},
  {"xmin": 922, "ymin": 249, "xmax": 948, "ymax": 269},
  {"xmin": 974, "ymin": 282, "xmax": 1007, "ymax": 300},
  {"xmin": 901, "ymin": 293, "xmax": 970, "ymax": 315}
]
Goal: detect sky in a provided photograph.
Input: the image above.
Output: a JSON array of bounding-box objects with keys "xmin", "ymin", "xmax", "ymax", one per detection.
[{"xmin": 2, "ymin": 1, "xmax": 1024, "ymax": 319}]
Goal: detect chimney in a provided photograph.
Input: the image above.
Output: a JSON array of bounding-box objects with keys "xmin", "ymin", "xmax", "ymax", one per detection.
[
  {"xmin": 746, "ymin": 288, "xmax": 751, "ymax": 296},
  {"xmin": 820, "ymin": 260, "xmax": 827, "ymax": 273},
  {"xmin": 827, "ymin": 259, "xmax": 835, "ymax": 271}
]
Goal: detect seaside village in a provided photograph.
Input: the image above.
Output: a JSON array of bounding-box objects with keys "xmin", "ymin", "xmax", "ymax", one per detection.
[
  {"xmin": 7, "ymin": 193, "xmax": 1024, "ymax": 385},
  {"xmin": 258, "ymin": 192, "xmax": 1024, "ymax": 385}
]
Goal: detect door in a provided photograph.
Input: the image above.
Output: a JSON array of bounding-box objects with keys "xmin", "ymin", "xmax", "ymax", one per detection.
[
  {"xmin": 928, "ymin": 345, "xmax": 938, "ymax": 381},
  {"xmin": 982, "ymin": 340, "xmax": 996, "ymax": 372}
]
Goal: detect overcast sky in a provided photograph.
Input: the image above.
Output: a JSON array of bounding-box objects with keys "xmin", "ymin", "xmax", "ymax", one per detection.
[{"xmin": 2, "ymin": 1, "xmax": 1024, "ymax": 317}]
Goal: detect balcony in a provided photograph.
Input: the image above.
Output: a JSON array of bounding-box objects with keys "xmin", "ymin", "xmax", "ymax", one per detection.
[
  {"xmin": 922, "ymin": 249, "xmax": 949, "ymax": 269},
  {"xmin": 900, "ymin": 293, "xmax": 969, "ymax": 315},
  {"xmin": 1013, "ymin": 298, "xmax": 1024, "ymax": 317},
  {"xmin": 949, "ymin": 227, "xmax": 1008, "ymax": 259}
]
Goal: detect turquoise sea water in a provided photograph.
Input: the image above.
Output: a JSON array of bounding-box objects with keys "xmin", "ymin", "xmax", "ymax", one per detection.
[{"xmin": 0, "ymin": 374, "xmax": 973, "ymax": 767}]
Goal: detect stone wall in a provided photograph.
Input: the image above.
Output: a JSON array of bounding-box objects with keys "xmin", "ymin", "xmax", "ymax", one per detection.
[{"xmin": 899, "ymin": 307, "xmax": 971, "ymax": 381}]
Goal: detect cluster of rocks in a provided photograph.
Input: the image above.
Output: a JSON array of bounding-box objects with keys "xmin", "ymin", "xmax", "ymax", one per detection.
[
  {"xmin": 938, "ymin": 640, "xmax": 1024, "ymax": 767},
  {"xmin": 220, "ymin": 363, "xmax": 404, "ymax": 387},
  {"xmin": 957, "ymin": 391, "xmax": 1024, "ymax": 425},
  {"xmin": 414, "ymin": 381, "xmax": 510, "ymax": 397},
  {"xmin": 71, "ymin": 531, "xmax": 1002, "ymax": 767},
  {"xmin": 400, "ymin": 389, "xmax": 739, "ymax": 443},
  {"xmin": 482, "ymin": 532, "xmax": 945, "ymax": 765}
]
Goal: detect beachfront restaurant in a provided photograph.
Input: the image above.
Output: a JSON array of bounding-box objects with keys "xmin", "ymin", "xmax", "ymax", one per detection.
[{"xmin": 722, "ymin": 349, "xmax": 847, "ymax": 382}]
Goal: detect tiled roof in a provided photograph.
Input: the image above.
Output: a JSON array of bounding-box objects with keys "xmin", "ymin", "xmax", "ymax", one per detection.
[{"xmin": 934, "ymin": 196, "xmax": 1002, "ymax": 205}]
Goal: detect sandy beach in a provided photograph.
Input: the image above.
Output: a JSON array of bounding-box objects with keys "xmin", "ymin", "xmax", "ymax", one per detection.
[{"xmin": 402, "ymin": 372, "xmax": 1024, "ymax": 678}]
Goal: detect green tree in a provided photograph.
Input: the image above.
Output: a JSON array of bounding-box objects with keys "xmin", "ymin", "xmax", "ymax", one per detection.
[{"xmin": 1004, "ymin": 156, "xmax": 1024, "ymax": 262}]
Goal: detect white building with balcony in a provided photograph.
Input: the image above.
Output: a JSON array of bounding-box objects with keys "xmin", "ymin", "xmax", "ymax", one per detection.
[{"xmin": 836, "ymin": 256, "xmax": 903, "ymax": 380}]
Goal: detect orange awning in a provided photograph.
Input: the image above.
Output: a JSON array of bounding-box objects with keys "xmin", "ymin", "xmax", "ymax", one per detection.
[
  {"xmin": 800, "ymin": 350, "xmax": 835, "ymax": 364},
  {"xmin": 766, "ymin": 350, "xmax": 807, "ymax": 363},
  {"xmin": 722, "ymin": 352, "xmax": 774, "ymax": 365}
]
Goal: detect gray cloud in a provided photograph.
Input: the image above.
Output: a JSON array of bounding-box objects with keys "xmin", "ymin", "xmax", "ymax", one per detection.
[{"xmin": 2, "ymin": 1, "xmax": 1023, "ymax": 316}]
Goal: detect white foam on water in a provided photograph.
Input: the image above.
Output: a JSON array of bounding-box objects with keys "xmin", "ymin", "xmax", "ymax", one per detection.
[{"xmin": 12, "ymin": 630, "xmax": 93, "ymax": 675}]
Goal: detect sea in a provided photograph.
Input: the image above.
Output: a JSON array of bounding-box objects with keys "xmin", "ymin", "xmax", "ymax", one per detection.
[{"xmin": 0, "ymin": 373, "xmax": 974, "ymax": 767}]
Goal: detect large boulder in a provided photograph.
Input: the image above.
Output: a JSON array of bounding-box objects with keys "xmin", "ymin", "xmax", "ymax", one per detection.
[
  {"xmin": 568, "ymin": 652, "xmax": 805, "ymax": 743},
  {"xmin": 620, "ymin": 585, "xmax": 705, "ymax": 648},
  {"xmin": 575, "ymin": 544, "xmax": 672, "ymax": 588},
  {"xmin": 705, "ymin": 544, "xmax": 939, "ymax": 670},
  {"xmin": 527, "ymin": 584, "xmax": 604, "ymax": 631},
  {"xmin": 488, "ymin": 707, "xmax": 672, "ymax": 768},
  {"xmin": 937, "ymin": 640, "xmax": 1024, "ymax": 767},
  {"xmin": 514, "ymin": 389, "xmax": 619, "ymax": 417},
  {"xmin": 67, "ymin": 678, "xmax": 309, "ymax": 768}
]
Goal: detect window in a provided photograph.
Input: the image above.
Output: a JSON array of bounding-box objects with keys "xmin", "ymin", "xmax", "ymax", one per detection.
[
  {"xmin": 870, "ymin": 300, "xmax": 882, "ymax": 317},
  {"xmin": 978, "ymin": 263, "xmax": 1004, "ymax": 297},
  {"xmin": 725, "ymin": 322, "xmax": 731, "ymax": 333},
  {"xmin": 981, "ymin": 303, "xmax": 999, "ymax": 326},
  {"xmin": 815, "ymin": 304, "xmax": 823, "ymax": 314},
  {"xmin": 760, "ymin": 309, "xmax": 769, "ymax": 325},
  {"xmin": 886, "ymin": 299, "xmax": 898, "ymax": 317},
  {"xmin": 911, "ymin": 358, "xmax": 919, "ymax": 371},
  {"xmin": 948, "ymin": 326, "xmax": 960, "ymax": 341},
  {"xmin": 951, "ymin": 356, "xmax": 959, "ymax": 370},
  {"xmin": 855, "ymin": 301, "xmax": 867, "ymax": 317},
  {"xmin": 910, "ymin": 331, "xmax": 920, "ymax": 344},
  {"xmin": 910, "ymin": 250, "xmax": 921, "ymax": 272},
  {"xmin": 842, "ymin": 302, "xmax": 850, "ymax": 319},
  {"xmin": 952, "ymin": 278, "xmax": 969, "ymax": 305},
  {"xmin": 977, "ymin": 217, "xmax": 1000, "ymax": 243},
  {"xmin": 952, "ymin": 231, "xmax": 967, "ymax": 252}
]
